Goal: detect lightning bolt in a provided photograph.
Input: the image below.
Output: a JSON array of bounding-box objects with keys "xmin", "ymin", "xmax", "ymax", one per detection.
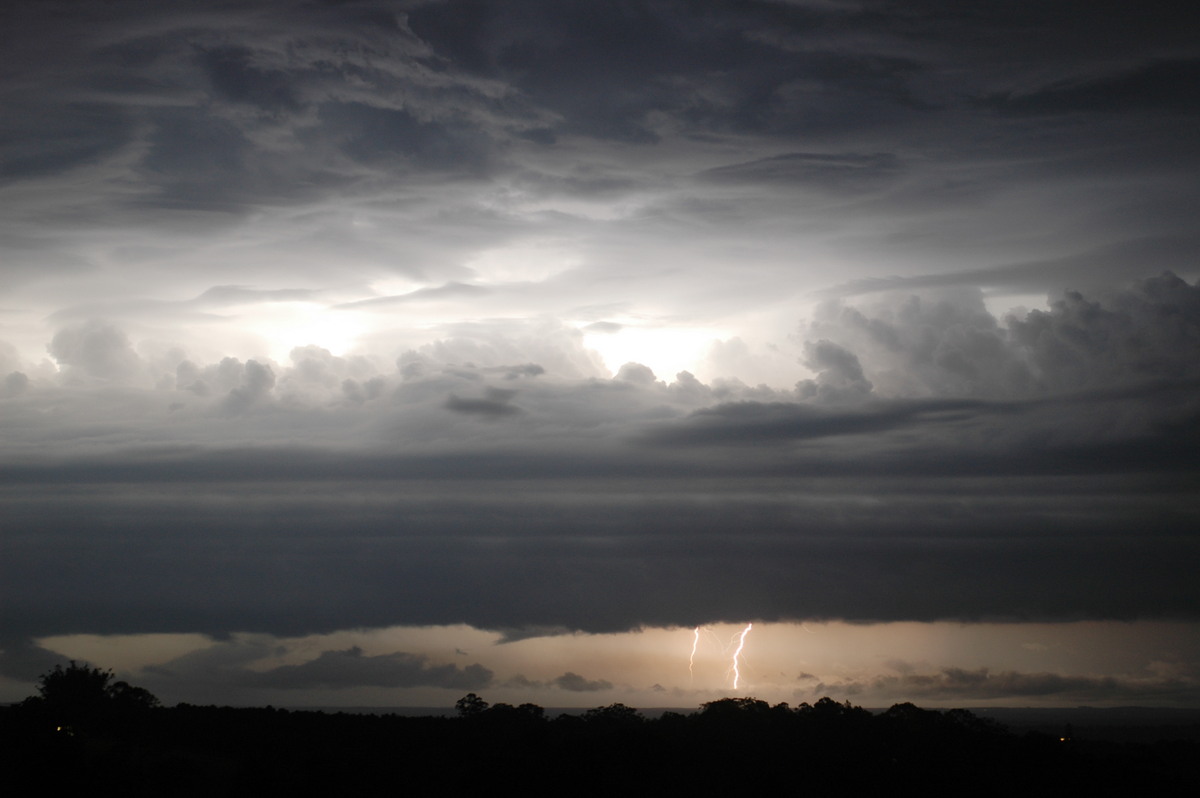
[
  {"xmin": 689, "ymin": 627, "xmax": 700, "ymax": 684},
  {"xmin": 731, "ymin": 623, "xmax": 752, "ymax": 691},
  {"xmin": 687, "ymin": 622, "xmax": 755, "ymax": 691}
]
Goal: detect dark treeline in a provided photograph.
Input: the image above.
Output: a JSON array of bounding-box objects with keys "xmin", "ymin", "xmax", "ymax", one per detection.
[{"xmin": 2, "ymin": 669, "xmax": 1197, "ymax": 796}]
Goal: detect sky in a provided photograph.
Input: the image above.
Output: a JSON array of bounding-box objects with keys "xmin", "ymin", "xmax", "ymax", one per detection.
[{"xmin": 2, "ymin": 0, "xmax": 1199, "ymax": 710}]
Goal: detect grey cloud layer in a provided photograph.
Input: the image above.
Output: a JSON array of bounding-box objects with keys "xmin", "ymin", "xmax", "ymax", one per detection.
[
  {"xmin": 3, "ymin": 0, "xmax": 1197, "ymax": 315},
  {"xmin": 3, "ymin": 278, "xmax": 1198, "ymax": 643}
]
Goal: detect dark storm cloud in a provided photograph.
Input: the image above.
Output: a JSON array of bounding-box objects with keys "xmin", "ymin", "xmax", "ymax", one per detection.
[
  {"xmin": 141, "ymin": 637, "xmax": 274, "ymax": 684},
  {"xmin": 444, "ymin": 387, "xmax": 522, "ymax": 418},
  {"xmin": 824, "ymin": 237, "xmax": 1200, "ymax": 301},
  {"xmin": 244, "ymin": 647, "xmax": 493, "ymax": 690},
  {"xmin": 128, "ymin": 636, "xmax": 498, "ymax": 701},
  {"xmin": 981, "ymin": 58, "xmax": 1200, "ymax": 116},
  {"xmin": 399, "ymin": 0, "xmax": 961, "ymax": 144},
  {"xmin": 0, "ymin": 101, "xmax": 134, "ymax": 182},
  {"xmin": 0, "ymin": 0, "xmax": 521, "ymax": 221},
  {"xmin": 199, "ymin": 45, "xmax": 304, "ymax": 113},
  {"xmin": 399, "ymin": 0, "xmax": 1200, "ymax": 147},
  {"xmin": 3, "ymin": 470, "xmax": 1197, "ymax": 642},
  {"xmin": 698, "ymin": 152, "xmax": 903, "ymax": 191},
  {"xmin": 318, "ymin": 102, "xmax": 495, "ymax": 173},
  {"xmin": 3, "ymin": 1, "xmax": 1196, "ymax": 184},
  {"xmin": 138, "ymin": 109, "xmax": 266, "ymax": 211},
  {"xmin": 407, "ymin": 0, "xmax": 700, "ymax": 143},
  {"xmin": 553, "ymin": 672, "xmax": 614, "ymax": 693},
  {"xmin": 821, "ymin": 666, "xmax": 1200, "ymax": 705},
  {"xmin": 3, "ymin": 0, "xmax": 1197, "ymax": 308},
  {"xmin": 0, "ymin": 638, "xmax": 69, "ymax": 683},
  {"xmin": 646, "ymin": 397, "xmax": 1007, "ymax": 446}
]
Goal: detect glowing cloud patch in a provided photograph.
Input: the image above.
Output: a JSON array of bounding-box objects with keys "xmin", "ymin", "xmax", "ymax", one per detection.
[
  {"xmin": 243, "ymin": 302, "xmax": 367, "ymax": 361},
  {"xmin": 583, "ymin": 323, "xmax": 727, "ymax": 382}
]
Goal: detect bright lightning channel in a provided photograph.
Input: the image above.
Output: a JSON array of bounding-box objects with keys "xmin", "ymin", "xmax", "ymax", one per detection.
[
  {"xmin": 687, "ymin": 623, "xmax": 755, "ymax": 691},
  {"xmin": 731, "ymin": 623, "xmax": 752, "ymax": 691},
  {"xmin": 689, "ymin": 627, "xmax": 700, "ymax": 684}
]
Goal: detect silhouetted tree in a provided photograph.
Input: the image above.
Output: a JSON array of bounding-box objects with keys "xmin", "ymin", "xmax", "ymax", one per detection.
[
  {"xmin": 22, "ymin": 661, "xmax": 159, "ymax": 734},
  {"xmin": 516, "ymin": 702, "xmax": 546, "ymax": 721},
  {"xmin": 25, "ymin": 661, "xmax": 111, "ymax": 730},
  {"xmin": 455, "ymin": 692, "xmax": 489, "ymax": 717},
  {"xmin": 35, "ymin": 661, "xmax": 110, "ymax": 703},
  {"xmin": 699, "ymin": 696, "xmax": 772, "ymax": 718},
  {"xmin": 109, "ymin": 680, "xmax": 162, "ymax": 711},
  {"xmin": 582, "ymin": 703, "xmax": 643, "ymax": 726}
]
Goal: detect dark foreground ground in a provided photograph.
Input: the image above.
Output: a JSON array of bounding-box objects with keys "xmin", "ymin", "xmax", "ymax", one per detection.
[{"xmin": 4, "ymin": 696, "xmax": 1198, "ymax": 796}]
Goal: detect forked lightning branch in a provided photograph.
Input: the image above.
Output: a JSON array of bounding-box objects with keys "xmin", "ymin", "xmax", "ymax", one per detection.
[{"xmin": 688, "ymin": 623, "xmax": 753, "ymax": 691}]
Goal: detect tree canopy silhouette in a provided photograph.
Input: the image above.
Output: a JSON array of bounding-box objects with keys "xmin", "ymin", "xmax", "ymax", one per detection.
[{"xmin": 22, "ymin": 661, "xmax": 159, "ymax": 732}]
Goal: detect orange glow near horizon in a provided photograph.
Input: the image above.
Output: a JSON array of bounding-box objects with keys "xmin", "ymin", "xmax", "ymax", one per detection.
[{"xmin": 22, "ymin": 620, "xmax": 1199, "ymax": 710}]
